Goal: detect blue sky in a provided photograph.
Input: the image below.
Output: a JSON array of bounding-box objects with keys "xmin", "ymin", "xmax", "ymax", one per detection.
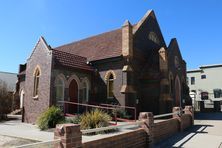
[{"xmin": 0, "ymin": 0, "xmax": 222, "ymax": 73}]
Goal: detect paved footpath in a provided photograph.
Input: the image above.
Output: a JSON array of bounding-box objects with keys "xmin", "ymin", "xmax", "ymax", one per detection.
[
  {"xmin": 0, "ymin": 116, "xmax": 53, "ymax": 142},
  {"xmin": 155, "ymin": 113, "xmax": 222, "ymax": 148}
]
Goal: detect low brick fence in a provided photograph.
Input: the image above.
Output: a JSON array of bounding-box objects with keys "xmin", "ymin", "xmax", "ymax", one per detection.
[
  {"xmin": 54, "ymin": 106, "xmax": 194, "ymax": 148},
  {"xmin": 83, "ymin": 129, "xmax": 148, "ymax": 148},
  {"xmin": 153, "ymin": 118, "xmax": 179, "ymax": 143},
  {"xmin": 152, "ymin": 106, "xmax": 193, "ymax": 143}
]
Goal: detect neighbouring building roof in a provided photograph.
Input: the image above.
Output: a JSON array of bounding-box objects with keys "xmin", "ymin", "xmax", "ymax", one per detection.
[
  {"xmin": 187, "ymin": 64, "xmax": 222, "ymax": 73},
  {"xmin": 54, "ymin": 29, "xmax": 122, "ymax": 62},
  {"xmin": 199, "ymin": 64, "xmax": 222, "ymax": 69},
  {"xmin": 0, "ymin": 71, "xmax": 17, "ymax": 92},
  {"xmin": 187, "ymin": 69, "xmax": 202, "ymax": 73},
  {"xmin": 53, "ymin": 50, "xmax": 94, "ymax": 71}
]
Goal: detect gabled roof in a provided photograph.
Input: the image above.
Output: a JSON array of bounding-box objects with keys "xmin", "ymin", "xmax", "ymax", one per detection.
[
  {"xmin": 28, "ymin": 36, "xmax": 51, "ymax": 60},
  {"xmin": 55, "ymin": 29, "xmax": 122, "ymax": 62},
  {"xmin": 53, "ymin": 50, "xmax": 94, "ymax": 71},
  {"xmin": 54, "ymin": 10, "xmax": 165, "ymax": 62},
  {"xmin": 168, "ymin": 38, "xmax": 183, "ymax": 60},
  {"xmin": 133, "ymin": 10, "xmax": 154, "ymax": 34}
]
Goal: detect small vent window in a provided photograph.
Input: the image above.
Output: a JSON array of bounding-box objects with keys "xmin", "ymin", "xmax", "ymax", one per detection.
[{"xmin": 201, "ymin": 75, "xmax": 206, "ymax": 79}]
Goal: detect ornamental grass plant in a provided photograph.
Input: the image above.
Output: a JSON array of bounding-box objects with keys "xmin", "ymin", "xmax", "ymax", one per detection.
[{"xmin": 80, "ymin": 108, "xmax": 111, "ymax": 130}]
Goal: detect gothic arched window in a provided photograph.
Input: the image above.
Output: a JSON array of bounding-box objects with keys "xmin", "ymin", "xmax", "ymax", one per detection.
[
  {"xmin": 33, "ymin": 68, "xmax": 40, "ymax": 97},
  {"xmin": 107, "ymin": 74, "xmax": 114, "ymax": 98},
  {"xmin": 82, "ymin": 82, "xmax": 88, "ymax": 103},
  {"xmin": 55, "ymin": 77, "xmax": 64, "ymax": 103}
]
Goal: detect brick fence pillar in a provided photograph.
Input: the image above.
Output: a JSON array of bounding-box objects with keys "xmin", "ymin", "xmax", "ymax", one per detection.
[
  {"xmin": 54, "ymin": 124, "xmax": 82, "ymax": 148},
  {"xmin": 184, "ymin": 106, "xmax": 194, "ymax": 125},
  {"xmin": 139, "ymin": 112, "xmax": 154, "ymax": 147},
  {"xmin": 172, "ymin": 107, "xmax": 183, "ymax": 132}
]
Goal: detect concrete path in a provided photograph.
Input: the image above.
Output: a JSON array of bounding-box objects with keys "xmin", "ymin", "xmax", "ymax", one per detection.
[
  {"xmin": 155, "ymin": 113, "xmax": 222, "ymax": 148},
  {"xmin": 0, "ymin": 116, "xmax": 53, "ymax": 142}
]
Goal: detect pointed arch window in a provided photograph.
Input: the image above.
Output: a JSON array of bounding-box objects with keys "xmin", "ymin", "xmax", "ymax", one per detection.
[
  {"xmin": 55, "ymin": 77, "xmax": 64, "ymax": 103},
  {"xmin": 33, "ymin": 68, "xmax": 40, "ymax": 97},
  {"xmin": 107, "ymin": 74, "xmax": 114, "ymax": 98},
  {"xmin": 82, "ymin": 82, "xmax": 88, "ymax": 103}
]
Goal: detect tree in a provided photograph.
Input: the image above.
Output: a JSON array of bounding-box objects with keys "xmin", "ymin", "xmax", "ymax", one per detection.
[{"xmin": 0, "ymin": 80, "xmax": 13, "ymax": 120}]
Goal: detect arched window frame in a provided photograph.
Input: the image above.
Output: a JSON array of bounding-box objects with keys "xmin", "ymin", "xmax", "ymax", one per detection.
[
  {"xmin": 169, "ymin": 72, "xmax": 174, "ymax": 95},
  {"xmin": 82, "ymin": 81, "xmax": 88, "ymax": 103},
  {"xmin": 67, "ymin": 74, "xmax": 81, "ymax": 102},
  {"xmin": 33, "ymin": 66, "xmax": 41, "ymax": 98},
  {"xmin": 20, "ymin": 89, "xmax": 25, "ymax": 108},
  {"xmin": 175, "ymin": 75, "xmax": 181, "ymax": 107},
  {"xmin": 55, "ymin": 76, "xmax": 65, "ymax": 104},
  {"xmin": 105, "ymin": 71, "xmax": 116, "ymax": 99}
]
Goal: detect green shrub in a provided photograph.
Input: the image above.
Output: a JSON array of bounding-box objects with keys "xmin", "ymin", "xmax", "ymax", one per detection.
[
  {"xmin": 37, "ymin": 106, "xmax": 65, "ymax": 130},
  {"xmin": 112, "ymin": 108, "xmax": 132, "ymax": 119},
  {"xmin": 80, "ymin": 108, "xmax": 111, "ymax": 130},
  {"xmin": 65, "ymin": 115, "xmax": 81, "ymax": 124}
]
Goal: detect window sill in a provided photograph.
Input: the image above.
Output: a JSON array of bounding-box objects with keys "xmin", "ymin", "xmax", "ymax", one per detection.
[{"xmin": 33, "ymin": 96, "xmax": 38, "ymax": 100}]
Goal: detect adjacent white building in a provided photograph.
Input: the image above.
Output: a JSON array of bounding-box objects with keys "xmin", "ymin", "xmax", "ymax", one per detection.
[
  {"xmin": 0, "ymin": 71, "xmax": 17, "ymax": 92},
  {"xmin": 187, "ymin": 64, "xmax": 222, "ymax": 111}
]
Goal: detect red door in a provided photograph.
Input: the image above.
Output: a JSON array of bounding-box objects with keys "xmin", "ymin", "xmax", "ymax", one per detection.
[{"xmin": 69, "ymin": 79, "xmax": 78, "ymax": 113}]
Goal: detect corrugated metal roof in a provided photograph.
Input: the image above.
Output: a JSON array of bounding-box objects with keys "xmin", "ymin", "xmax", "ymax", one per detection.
[{"xmin": 0, "ymin": 71, "xmax": 17, "ymax": 92}]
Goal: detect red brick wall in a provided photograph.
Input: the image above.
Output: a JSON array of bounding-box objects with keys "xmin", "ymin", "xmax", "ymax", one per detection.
[
  {"xmin": 153, "ymin": 118, "xmax": 179, "ymax": 143},
  {"xmin": 55, "ymin": 108, "xmax": 194, "ymax": 148},
  {"xmin": 24, "ymin": 39, "xmax": 52, "ymax": 123},
  {"xmin": 93, "ymin": 58, "xmax": 126, "ymax": 106},
  {"xmin": 181, "ymin": 114, "xmax": 192, "ymax": 130},
  {"xmin": 82, "ymin": 129, "xmax": 148, "ymax": 148}
]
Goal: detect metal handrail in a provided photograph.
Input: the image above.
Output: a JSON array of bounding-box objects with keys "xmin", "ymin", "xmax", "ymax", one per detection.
[
  {"xmin": 58, "ymin": 101, "xmax": 119, "ymax": 124},
  {"xmin": 100, "ymin": 103, "xmax": 137, "ymax": 122},
  {"xmin": 154, "ymin": 111, "xmax": 181, "ymax": 119},
  {"xmin": 16, "ymin": 139, "xmax": 61, "ymax": 148},
  {"xmin": 81, "ymin": 121, "xmax": 144, "ymax": 134},
  {"xmin": 59, "ymin": 101, "xmax": 116, "ymax": 110}
]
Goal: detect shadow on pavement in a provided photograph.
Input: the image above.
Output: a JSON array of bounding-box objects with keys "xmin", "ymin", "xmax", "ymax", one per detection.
[{"xmin": 154, "ymin": 124, "xmax": 213, "ymax": 148}]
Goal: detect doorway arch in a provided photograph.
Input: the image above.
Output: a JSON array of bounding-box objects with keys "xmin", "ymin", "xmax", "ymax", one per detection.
[
  {"xmin": 175, "ymin": 75, "xmax": 181, "ymax": 107},
  {"xmin": 20, "ymin": 90, "xmax": 25, "ymax": 109},
  {"xmin": 69, "ymin": 79, "xmax": 78, "ymax": 113}
]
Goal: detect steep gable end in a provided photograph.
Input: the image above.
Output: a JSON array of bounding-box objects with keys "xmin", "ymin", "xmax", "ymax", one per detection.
[
  {"xmin": 28, "ymin": 36, "xmax": 51, "ymax": 61},
  {"xmin": 133, "ymin": 10, "xmax": 154, "ymax": 34},
  {"xmin": 168, "ymin": 38, "xmax": 183, "ymax": 60},
  {"xmin": 133, "ymin": 10, "xmax": 166, "ymax": 54}
]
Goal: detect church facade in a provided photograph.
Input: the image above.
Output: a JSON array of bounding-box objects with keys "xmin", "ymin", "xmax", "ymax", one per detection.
[{"xmin": 16, "ymin": 10, "xmax": 191, "ymax": 123}]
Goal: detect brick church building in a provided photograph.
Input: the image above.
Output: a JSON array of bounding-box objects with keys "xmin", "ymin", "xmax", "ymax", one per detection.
[{"xmin": 16, "ymin": 10, "xmax": 191, "ymax": 123}]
